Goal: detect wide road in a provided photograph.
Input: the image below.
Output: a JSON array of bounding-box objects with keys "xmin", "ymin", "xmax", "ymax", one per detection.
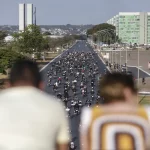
[{"xmin": 41, "ymin": 41, "xmax": 108, "ymax": 150}]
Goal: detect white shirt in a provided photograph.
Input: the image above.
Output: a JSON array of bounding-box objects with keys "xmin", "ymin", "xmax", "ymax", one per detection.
[{"xmin": 0, "ymin": 86, "xmax": 70, "ymax": 150}]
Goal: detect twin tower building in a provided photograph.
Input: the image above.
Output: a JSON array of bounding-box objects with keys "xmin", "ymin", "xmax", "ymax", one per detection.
[{"xmin": 19, "ymin": 4, "xmax": 36, "ymax": 31}]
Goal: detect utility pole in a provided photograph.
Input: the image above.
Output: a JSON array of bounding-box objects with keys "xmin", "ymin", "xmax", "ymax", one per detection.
[
  {"xmin": 112, "ymin": 50, "xmax": 113, "ymax": 65},
  {"xmin": 138, "ymin": 46, "xmax": 140, "ymax": 87},
  {"xmin": 120, "ymin": 50, "xmax": 121, "ymax": 69},
  {"xmin": 110, "ymin": 51, "xmax": 111, "ymax": 63},
  {"xmin": 125, "ymin": 44, "xmax": 127, "ymax": 72}
]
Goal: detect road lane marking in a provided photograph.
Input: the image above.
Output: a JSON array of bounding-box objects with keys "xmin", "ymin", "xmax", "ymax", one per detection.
[
  {"xmin": 40, "ymin": 53, "xmax": 62, "ymax": 72},
  {"xmin": 97, "ymin": 53, "xmax": 111, "ymax": 72},
  {"xmin": 128, "ymin": 66, "xmax": 150, "ymax": 76},
  {"xmin": 40, "ymin": 41, "xmax": 77, "ymax": 72}
]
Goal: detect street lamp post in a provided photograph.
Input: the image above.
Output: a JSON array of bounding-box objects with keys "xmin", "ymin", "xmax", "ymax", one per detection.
[
  {"xmin": 109, "ymin": 51, "xmax": 111, "ymax": 63},
  {"xmin": 96, "ymin": 29, "xmax": 116, "ymax": 68},
  {"xmin": 138, "ymin": 45, "xmax": 140, "ymax": 87},
  {"xmin": 125, "ymin": 44, "xmax": 127, "ymax": 72},
  {"xmin": 120, "ymin": 50, "xmax": 122, "ymax": 68},
  {"xmin": 112, "ymin": 50, "xmax": 114, "ymax": 65},
  {"xmin": 96, "ymin": 30, "xmax": 112, "ymax": 58}
]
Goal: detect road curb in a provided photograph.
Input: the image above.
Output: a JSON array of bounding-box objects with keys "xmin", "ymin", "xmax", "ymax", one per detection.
[
  {"xmin": 40, "ymin": 41, "xmax": 77, "ymax": 72},
  {"xmin": 97, "ymin": 52, "xmax": 111, "ymax": 72}
]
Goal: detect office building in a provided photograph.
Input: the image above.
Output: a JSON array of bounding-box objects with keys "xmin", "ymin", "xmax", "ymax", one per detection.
[
  {"xmin": 27, "ymin": 4, "xmax": 33, "ymax": 26},
  {"xmin": 107, "ymin": 12, "xmax": 150, "ymax": 45},
  {"xmin": 19, "ymin": 4, "xmax": 25, "ymax": 31}
]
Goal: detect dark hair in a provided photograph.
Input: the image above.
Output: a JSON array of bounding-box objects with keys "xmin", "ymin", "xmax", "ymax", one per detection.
[
  {"xmin": 99, "ymin": 72, "xmax": 137, "ymax": 104},
  {"xmin": 9, "ymin": 59, "xmax": 42, "ymax": 87}
]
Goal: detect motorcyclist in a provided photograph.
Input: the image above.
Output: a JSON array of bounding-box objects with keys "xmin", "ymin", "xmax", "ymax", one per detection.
[
  {"xmin": 64, "ymin": 89, "xmax": 69, "ymax": 98},
  {"xmin": 74, "ymin": 101, "xmax": 80, "ymax": 115},
  {"xmin": 57, "ymin": 93, "xmax": 62, "ymax": 99}
]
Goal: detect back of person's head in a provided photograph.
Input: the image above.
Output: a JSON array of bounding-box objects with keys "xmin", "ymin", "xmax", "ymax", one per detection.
[
  {"xmin": 99, "ymin": 72, "xmax": 137, "ymax": 104},
  {"xmin": 9, "ymin": 59, "xmax": 43, "ymax": 89}
]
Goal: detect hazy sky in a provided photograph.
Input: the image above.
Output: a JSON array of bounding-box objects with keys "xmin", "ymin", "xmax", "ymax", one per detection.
[{"xmin": 0, "ymin": 0, "xmax": 150, "ymax": 25}]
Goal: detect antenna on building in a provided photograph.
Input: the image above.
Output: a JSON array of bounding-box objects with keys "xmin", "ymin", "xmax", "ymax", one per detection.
[{"xmin": 34, "ymin": 7, "xmax": 36, "ymax": 25}]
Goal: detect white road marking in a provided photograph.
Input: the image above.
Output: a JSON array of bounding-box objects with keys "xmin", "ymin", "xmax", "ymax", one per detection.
[
  {"xmin": 97, "ymin": 53, "xmax": 111, "ymax": 72},
  {"xmin": 40, "ymin": 53, "xmax": 62, "ymax": 72},
  {"xmin": 128, "ymin": 66, "xmax": 150, "ymax": 76},
  {"xmin": 40, "ymin": 41, "xmax": 77, "ymax": 72}
]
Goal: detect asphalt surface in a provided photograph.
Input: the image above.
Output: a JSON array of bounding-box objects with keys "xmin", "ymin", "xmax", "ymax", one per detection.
[
  {"xmin": 127, "ymin": 67, "xmax": 150, "ymax": 79},
  {"xmin": 41, "ymin": 41, "xmax": 108, "ymax": 150}
]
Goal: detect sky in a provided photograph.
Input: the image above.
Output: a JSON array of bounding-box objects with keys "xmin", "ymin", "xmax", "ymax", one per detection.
[{"xmin": 0, "ymin": 0, "xmax": 150, "ymax": 25}]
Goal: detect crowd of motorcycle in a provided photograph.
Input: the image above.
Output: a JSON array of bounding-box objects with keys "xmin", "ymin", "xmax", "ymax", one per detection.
[{"xmin": 46, "ymin": 51, "xmax": 105, "ymax": 117}]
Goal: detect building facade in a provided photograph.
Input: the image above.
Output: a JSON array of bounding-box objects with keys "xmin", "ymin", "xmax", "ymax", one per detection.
[
  {"xmin": 19, "ymin": 4, "xmax": 25, "ymax": 31},
  {"xmin": 27, "ymin": 4, "xmax": 33, "ymax": 26},
  {"xmin": 107, "ymin": 12, "xmax": 150, "ymax": 45}
]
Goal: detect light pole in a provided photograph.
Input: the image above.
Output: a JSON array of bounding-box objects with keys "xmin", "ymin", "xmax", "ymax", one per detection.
[
  {"xmin": 96, "ymin": 29, "xmax": 116, "ymax": 67},
  {"xmin": 116, "ymin": 53, "xmax": 118, "ymax": 63},
  {"xmin": 96, "ymin": 30, "xmax": 112, "ymax": 57},
  {"xmin": 125, "ymin": 44, "xmax": 128, "ymax": 72},
  {"xmin": 112, "ymin": 50, "xmax": 114, "ymax": 65},
  {"xmin": 137, "ymin": 45, "xmax": 140, "ymax": 87},
  {"xmin": 120, "ymin": 50, "xmax": 122, "ymax": 68},
  {"xmin": 109, "ymin": 51, "xmax": 111, "ymax": 63}
]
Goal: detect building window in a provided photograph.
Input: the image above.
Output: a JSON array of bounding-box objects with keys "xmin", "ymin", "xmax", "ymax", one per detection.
[
  {"xmin": 120, "ymin": 16, "xmax": 125, "ymax": 18},
  {"xmin": 127, "ymin": 31, "xmax": 131, "ymax": 33}
]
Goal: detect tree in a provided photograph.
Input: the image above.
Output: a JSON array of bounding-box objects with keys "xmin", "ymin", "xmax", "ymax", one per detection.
[
  {"xmin": 43, "ymin": 31, "xmax": 51, "ymax": 35},
  {"xmin": 0, "ymin": 48, "xmax": 25, "ymax": 73},
  {"xmin": 0, "ymin": 31, "xmax": 7, "ymax": 46},
  {"xmin": 13, "ymin": 25, "xmax": 49, "ymax": 54},
  {"xmin": 87, "ymin": 23, "xmax": 117, "ymax": 44},
  {"xmin": 87, "ymin": 23, "xmax": 115, "ymax": 35}
]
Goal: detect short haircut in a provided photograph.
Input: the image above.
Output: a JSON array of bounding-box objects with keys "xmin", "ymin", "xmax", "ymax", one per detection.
[
  {"xmin": 9, "ymin": 59, "xmax": 42, "ymax": 87},
  {"xmin": 99, "ymin": 72, "xmax": 137, "ymax": 104}
]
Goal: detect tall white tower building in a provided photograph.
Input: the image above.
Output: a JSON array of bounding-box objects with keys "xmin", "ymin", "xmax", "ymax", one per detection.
[
  {"xmin": 19, "ymin": 4, "xmax": 25, "ymax": 31},
  {"xmin": 27, "ymin": 4, "xmax": 33, "ymax": 26}
]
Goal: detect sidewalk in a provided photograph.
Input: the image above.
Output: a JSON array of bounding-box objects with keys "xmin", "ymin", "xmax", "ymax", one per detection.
[{"xmin": 98, "ymin": 51, "xmax": 150, "ymax": 92}]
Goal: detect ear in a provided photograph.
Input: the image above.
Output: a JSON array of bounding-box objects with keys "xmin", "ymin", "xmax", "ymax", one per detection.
[{"xmin": 39, "ymin": 81, "xmax": 44, "ymax": 90}]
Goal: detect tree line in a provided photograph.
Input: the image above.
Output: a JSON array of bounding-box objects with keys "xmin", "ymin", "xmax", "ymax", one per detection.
[
  {"xmin": 0, "ymin": 25, "xmax": 83, "ymax": 74},
  {"xmin": 87, "ymin": 23, "xmax": 121, "ymax": 44}
]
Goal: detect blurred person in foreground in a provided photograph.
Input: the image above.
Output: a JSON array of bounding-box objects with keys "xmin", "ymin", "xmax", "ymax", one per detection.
[
  {"xmin": 80, "ymin": 72, "xmax": 150, "ymax": 150},
  {"xmin": 0, "ymin": 59, "xmax": 70, "ymax": 150}
]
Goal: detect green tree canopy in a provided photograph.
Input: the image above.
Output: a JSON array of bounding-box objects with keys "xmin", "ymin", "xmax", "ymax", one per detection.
[
  {"xmin": 13, "ymin": 25, "xmax": 49, "ymax": 54},
  {"xmin": 87, "ymin": 23, "xmax": 116, "ymax": 35},
  {"xmin": 86, "ymin": 23, "xmax": 121, "ymax": 44},
  {"xmin": 0, "ymin": 31, "xmax": 7, "ymax": 46},
  {"xmin": 43, "ymin": 31, "xmax": 52, "ymax": 35},
  {"xmin": 0, "ymin": 48, "xmax": 26, "ymax": 73}
]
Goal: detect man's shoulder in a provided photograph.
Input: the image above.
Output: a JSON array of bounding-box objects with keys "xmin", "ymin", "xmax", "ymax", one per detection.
[{"xmin": 28, "ymin": 88, "xmax": 64, "ymax": 108}]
